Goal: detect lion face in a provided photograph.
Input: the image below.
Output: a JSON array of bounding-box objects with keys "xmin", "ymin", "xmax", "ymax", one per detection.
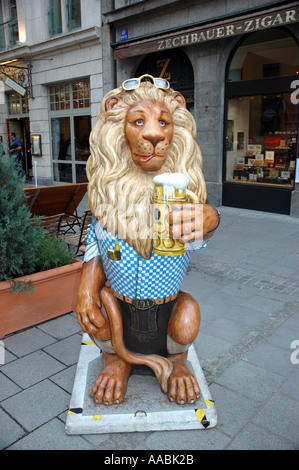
[{"xmin": 125, "ymin": 99, "xmax": 174, "ymax": 172}]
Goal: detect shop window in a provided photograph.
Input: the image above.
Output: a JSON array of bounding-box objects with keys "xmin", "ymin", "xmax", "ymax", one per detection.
[
  {"xmin": 50, "ymin": 80, "xmax": 90, "ymax": 111},
  {"xmin": 225, "ymin": 29, "xmax": 299, "ymax": 190},
  {"xmin": 51, "ymin": 116, "xmax": 72, "ymax": 182},
  {"xmin": 7, "ymin": 91, "xmax": 29, "ymax": 115},
  {"xmin": 72, "ymin": 80, "xmax": 90, "ymax": 108},
  {"xmin": 74, "ymin": 115, "xmax": 91, "ymax": 162},
  {"xmin": 74, "ymin": 116, "xmax": 91, "ymax": 180},
  {"xmin": 49, "ymin": 83, "xmax": 70, "ymax": 110},
  {"xmin": 48, "ymin": 0, "xmax": 62, "ymax": 36},
  {"xmin": 225, "ymin": 93, "xmax": 297, "ymax": 188},
  {"xmin": 49, "ymin": 79, "xmax": 90, "ymax": 184},
  {"xmin": 228, "ymin": 29, "xmax": 299, "ymax": 81},
  {"xmin": 67, "ymin": 0, "xmax": 81, "ymax": 31}
]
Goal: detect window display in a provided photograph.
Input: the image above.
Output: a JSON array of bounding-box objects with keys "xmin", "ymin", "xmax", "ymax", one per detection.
[{"xmin": 225, "ymin": 93, "xmax": 297, "ymax": 188}]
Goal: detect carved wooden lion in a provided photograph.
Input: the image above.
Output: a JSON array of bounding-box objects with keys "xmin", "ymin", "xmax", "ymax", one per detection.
[{"xmin": 76, "ymin": 77, "xmax": 219, "ymax": 405}]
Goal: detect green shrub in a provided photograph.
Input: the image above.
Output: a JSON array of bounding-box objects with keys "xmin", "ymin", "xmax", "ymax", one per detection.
[
  {"xmin": 0, "ymin": 157, "xmax": 75, "ymax": 293},
  {"xmin": 34, "ymin": 231, "xmax": 76, "ymax": 272}
]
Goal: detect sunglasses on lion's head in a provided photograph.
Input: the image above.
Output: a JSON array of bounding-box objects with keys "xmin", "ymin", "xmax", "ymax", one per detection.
[{"xmin": 116, "ymin": 74, "xmax": 170, "ymax": 94}]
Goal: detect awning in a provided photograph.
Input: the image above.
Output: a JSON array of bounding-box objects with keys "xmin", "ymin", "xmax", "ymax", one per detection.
[{"xmin": 113, "ymin": 2, "xmax": 299, "ymax": 60}]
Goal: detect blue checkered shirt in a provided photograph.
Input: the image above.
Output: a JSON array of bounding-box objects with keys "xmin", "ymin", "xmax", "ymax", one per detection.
[{"xmin": 84, "ymin": 216, "xmax": 207, "ymax": 300}]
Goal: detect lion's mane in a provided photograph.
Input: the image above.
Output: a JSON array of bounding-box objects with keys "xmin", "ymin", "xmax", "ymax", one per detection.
[{"xmin": 87, "ymin": 82, "xmax": 207, "ymax": 259}]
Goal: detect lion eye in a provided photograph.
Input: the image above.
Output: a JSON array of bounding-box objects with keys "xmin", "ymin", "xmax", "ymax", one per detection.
[
  {"xmin": 136, "ymin": 119, "xmax": 144, "ymax": 126},
  {"xmin": 159, "ymin": 120, "xmax": 166, "ymax": 127}
]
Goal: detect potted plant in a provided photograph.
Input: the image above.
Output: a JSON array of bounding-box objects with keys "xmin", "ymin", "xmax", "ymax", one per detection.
[{"xmin": 0, "ymin": 157, "xmax": 83, "ymax": 338}]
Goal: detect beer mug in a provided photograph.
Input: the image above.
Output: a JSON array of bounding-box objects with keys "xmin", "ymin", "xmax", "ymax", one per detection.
[{"xmin": 152, "ymin": 173, "xmax": 199, "ymax": 256}]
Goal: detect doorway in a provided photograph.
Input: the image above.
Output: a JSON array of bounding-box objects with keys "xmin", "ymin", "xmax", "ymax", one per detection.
[
  {"xmin": 7, "ymin": 118, "xmax": 32, "ymax": 177},
  {"xmin": 135, "ymin": 49, "xmax": 195, "ymax": 113}
]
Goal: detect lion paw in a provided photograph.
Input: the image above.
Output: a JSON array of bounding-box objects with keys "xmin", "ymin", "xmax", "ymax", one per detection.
[
  {"xmin": 91, "ymin": 354, "xmax": 131, "ymax": 405},
  {"xmin": 167, "ymin": 359, "xmax": 200, "ymax": 405}
]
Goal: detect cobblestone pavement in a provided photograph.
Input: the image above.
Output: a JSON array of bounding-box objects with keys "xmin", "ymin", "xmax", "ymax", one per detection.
[{"xmin": 1, "ymin": 202, "xmax": 299, "ymax": 451}]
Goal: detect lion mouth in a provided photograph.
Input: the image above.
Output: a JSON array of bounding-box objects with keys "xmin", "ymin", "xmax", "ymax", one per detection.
[{"xmin": 137, "ymin": 154, "xmax": 164, "ymax": 163}]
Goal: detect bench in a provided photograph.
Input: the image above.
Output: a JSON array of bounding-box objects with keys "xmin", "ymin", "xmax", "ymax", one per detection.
[{"xmin": 23, "ymin": 183, "xmax": 88, "ymax": 233}]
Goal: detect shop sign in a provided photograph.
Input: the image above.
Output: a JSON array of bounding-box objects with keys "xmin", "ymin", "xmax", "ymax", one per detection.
[
  {"xmin": 114, "ymin": 4, "xmax": 299, "ymax": 59},
  {"xmin": 4, "ymin": 76, "xmax": 26, "ymax": 96},
  {"xmin": 0, "ymin": 63, "xmax": 32, "ymax": 97},
  {"xmin": 156, "ymin": 8, "xmax": 299, "ymax": 51}
]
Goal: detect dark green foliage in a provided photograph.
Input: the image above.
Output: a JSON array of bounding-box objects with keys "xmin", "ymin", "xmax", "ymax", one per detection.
[
  {"xmin": 34, "ymin": 231, "xmax": 76, "ymax": 272},
  {"xmin": 0, "ymin": 157, "xmax": 39, "ymax": 282},
  {"xmin": 0, "ymin": 157, "xmax": 76, "ymax": 293}
]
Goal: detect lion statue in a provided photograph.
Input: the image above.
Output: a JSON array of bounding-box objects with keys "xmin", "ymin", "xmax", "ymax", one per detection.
[{"xmin": 76, "ymin": 76, "xmax": 220, "ymax": 406}]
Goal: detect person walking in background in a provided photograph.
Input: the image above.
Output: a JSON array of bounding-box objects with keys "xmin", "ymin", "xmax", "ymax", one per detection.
[{"xmin": 9, "ymin": 132, "xmax": 25, "ymax": 178}]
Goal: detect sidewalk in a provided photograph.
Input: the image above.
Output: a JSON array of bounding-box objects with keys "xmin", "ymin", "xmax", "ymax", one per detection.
[{"xmin": 1, "ymin": 198, "xmax": 299, "ymax": 450}]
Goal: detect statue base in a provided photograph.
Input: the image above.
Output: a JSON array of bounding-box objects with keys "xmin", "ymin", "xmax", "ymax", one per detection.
[{"xmin": 65, "ymin": 333, "xmax": 217, "ymax": 434}]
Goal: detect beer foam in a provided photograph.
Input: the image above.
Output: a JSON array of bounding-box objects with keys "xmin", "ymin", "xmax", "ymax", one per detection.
[{"xmin": 153, "ymin": 173, "xmax": 190, "ymax": 189}]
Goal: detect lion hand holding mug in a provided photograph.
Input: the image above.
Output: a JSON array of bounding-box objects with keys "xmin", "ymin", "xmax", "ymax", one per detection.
[{"xmin": 76, "ymin": 75, "xmax": 220, "ymax": 406}]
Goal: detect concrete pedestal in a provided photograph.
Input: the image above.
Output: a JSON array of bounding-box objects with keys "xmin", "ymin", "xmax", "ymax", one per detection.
[{"xmin": 66, "ymin": 334, "xmax": 217, "ymax": 434}]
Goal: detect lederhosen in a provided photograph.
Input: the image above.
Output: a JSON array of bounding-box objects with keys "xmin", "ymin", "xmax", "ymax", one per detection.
[{"xmin": 113, "ymin": 291, "xmax": 178, "ymax": 356}]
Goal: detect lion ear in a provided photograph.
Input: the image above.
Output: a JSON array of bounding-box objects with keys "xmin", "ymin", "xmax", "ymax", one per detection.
[
  {"xmin": 171, "ymin": 91, "xmax": 186, "ymax": 109},
  {"xmin": 105, "ymin": 95, "xmax": 122, "ymax": 111}
]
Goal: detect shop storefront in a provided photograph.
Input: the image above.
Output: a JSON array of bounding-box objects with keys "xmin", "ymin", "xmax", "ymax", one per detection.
[
  {"xmin": 104, "ymin": 0, "xmax": 299, "ymax": 215},
  {"xmin": 223, "ymin": 28, "xmax": 299, "ymax": 214}
]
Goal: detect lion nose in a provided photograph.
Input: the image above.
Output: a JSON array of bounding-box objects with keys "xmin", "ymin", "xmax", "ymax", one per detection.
[
  {"xmin": 146, "ymin": 136, "xmax": 165, "ymax": 148},
  {"xmin": 143, "ymin": 125, "xmax": 165, "ymax": 148}
]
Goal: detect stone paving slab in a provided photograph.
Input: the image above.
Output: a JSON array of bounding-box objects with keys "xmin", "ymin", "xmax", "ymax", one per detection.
[
  {"xmin": 1, "ymin": 379, "xmax": 70, "ymax": 432},
  {"xmin": 8, "ymin": 418, "xmax": 94, "ymax": 450},
  {"xmin": 0, "ymin": 408, "xmax": 25, "ymax": 449},
  {"xmin": 2, "ymin": 327, "xmax": 57, "ymax": 357},
  {"xmin": 251, "ymin": 392, "xmax": 299, "ymax": 447},
  {"xmin": 1, "ymin": 350, "xmax": 65, "ymax": 389}
]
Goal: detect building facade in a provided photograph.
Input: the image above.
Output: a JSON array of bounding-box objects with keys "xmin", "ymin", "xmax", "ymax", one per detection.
[
  {"xmin": 1, "ymin": 0, "xmax": 299, "ymax": 216},
  {"xmin": 103, "ymin": 0, "xmax": 299, "ymax": 216},
  {"xmin": 0, "ymin": 0, "xmax": 102, "ymax": 185}
]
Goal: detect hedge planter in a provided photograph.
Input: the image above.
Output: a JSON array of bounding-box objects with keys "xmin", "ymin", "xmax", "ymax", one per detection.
[{"xmin": 0, "ymin": 259, "xmax": 82, "ymax": 338}]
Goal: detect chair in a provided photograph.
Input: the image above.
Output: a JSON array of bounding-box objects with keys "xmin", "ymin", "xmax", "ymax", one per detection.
[
  {"xmin": 59, "ymin": 210, "xmax": 92, "ymax": 255},
  {"xmin": 39, "ymin": 213, "xmax": 64, "ymax": 236}
]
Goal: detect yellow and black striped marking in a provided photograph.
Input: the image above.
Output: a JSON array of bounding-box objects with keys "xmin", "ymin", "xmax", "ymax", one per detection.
[
  {"xmin": 68, "ymin": 407, "xmax": 83, "ymax": 415},
  {"xmin": 195, "ymin": 399, "xmax": 215, "ymax": 428}
]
